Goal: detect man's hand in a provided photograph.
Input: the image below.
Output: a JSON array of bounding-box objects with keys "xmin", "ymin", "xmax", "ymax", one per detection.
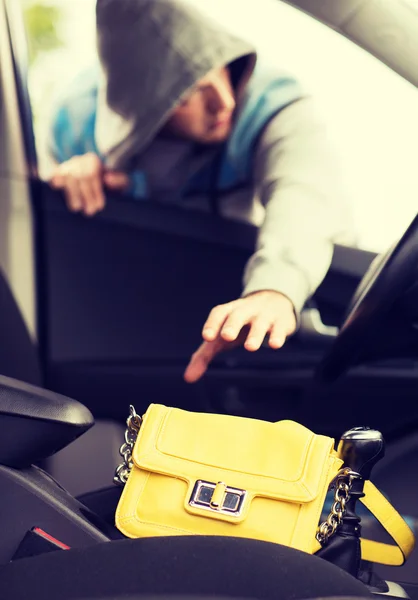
[
  {"xmin": 50, "ymin": 153, "xmax": 130, "ymax": 216},
  {"xmin": 184, "ymin": 290, "xmax": 297, "ymax": 383}
]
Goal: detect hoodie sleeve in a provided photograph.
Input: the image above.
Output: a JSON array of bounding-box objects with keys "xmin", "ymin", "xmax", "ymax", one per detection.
[{"xmin": 242, "ymin": 96, "xmax": 356, "ymax": 316}]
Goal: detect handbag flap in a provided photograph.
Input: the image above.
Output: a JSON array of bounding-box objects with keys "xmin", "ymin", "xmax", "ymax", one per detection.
[{"xmin": 132, "ymin": 404, "xmax": 338, "ymax": 503}]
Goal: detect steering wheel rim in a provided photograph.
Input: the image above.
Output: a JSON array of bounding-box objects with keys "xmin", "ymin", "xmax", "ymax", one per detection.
[{"xmin": 316, "ymin": 214, "xmax": 418, "ymax": 382}]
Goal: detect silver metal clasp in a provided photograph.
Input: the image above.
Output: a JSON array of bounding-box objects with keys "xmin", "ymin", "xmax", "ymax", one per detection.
[{"xmin": 189, "ymin": 480, "xmax": 246, "ymax": 517}]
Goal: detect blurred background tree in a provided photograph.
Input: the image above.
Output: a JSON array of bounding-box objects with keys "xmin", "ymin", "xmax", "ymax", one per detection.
[{"xmin": 22, "ymin": 1, "xmax": 63, "ymax": 66}]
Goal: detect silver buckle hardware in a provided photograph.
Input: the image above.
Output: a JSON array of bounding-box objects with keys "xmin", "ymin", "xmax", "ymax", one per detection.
[{"xmin": 189, "ymin": 480, "xmax": 246, "ymax": 517}]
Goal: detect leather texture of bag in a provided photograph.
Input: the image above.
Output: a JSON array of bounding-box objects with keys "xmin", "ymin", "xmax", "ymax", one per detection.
[{"xmin": 115, "ymin": 404, "xmax": 415, "ymax": 565}]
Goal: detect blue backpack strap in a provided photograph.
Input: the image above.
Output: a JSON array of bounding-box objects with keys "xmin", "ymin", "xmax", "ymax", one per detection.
[
  {"xmin": 219, "ymin": 64, "xmax": 303, "ymax": 189},
  {"xmin": 181, "ymin": 64, "xmax": 303, "ymax": 199}
]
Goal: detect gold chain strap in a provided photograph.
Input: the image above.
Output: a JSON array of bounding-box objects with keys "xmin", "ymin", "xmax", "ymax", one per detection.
[
  {"xmin": 316, "ymin": 468, "xmax": 361, "ymax": 545},
  {"xmin": 114, "ymin": 405, "xmax": 142, "ymax": 486}
]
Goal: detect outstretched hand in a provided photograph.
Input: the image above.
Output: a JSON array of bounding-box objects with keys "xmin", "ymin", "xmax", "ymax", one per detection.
[{"xmin": 184, "ymin": 290, "xmax": 297, "ymax": 383}]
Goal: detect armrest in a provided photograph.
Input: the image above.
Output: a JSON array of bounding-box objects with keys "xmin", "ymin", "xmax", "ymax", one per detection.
[{"xmin": 0, "ymin": 374, "xmax": 93, "ymax": 468}]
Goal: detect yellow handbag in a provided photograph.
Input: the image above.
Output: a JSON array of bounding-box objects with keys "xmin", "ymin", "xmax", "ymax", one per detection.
[{"xmin": 114, "ymin": 404, "xmax": 414, "ymax": 566}]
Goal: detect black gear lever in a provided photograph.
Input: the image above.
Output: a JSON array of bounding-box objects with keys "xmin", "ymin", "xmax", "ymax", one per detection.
[
  {"xmin": 337, "ymin": 427, "xmax": 385, "ymax": 479},
  {"xmin": 317, "ymin": 426, "xmax": 386, "ymax": 583}
]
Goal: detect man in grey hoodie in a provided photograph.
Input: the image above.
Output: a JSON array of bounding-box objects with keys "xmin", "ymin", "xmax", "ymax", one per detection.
[{"xmin": 48, "ymin": 0, "xmax": 355, "ymax": 383}]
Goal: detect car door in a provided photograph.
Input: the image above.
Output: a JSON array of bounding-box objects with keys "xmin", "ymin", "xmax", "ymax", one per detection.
[
  {"xmin": 31, "ymin": 179, "xmax": 375, "ymax": 417},
  {"xmin": 6, "ymin": 0, "xmax": 418, "ymax": 441}
]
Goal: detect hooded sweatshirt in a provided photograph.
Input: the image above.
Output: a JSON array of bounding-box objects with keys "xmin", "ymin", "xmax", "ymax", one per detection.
[{"xmin": 48, "ymin": 0, "xmax": 357, "ymax": 315}]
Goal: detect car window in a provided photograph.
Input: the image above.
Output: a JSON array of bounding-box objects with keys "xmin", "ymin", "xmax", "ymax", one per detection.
[{"xmin": 22, "ymin": 0, "xmax": 418, "ymax": 253}]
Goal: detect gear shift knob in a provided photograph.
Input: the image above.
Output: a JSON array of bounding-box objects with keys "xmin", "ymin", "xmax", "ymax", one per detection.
[
  {"xmin": 337, "ymin": 427, "xmax": 385, "ymax": 480},
  {"xmin": 318, "ymin": 427, "xmax": 386, "ymax": 579}
]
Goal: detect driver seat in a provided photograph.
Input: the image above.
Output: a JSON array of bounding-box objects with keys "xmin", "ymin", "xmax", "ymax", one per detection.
[{"xmin": 0, "ymin": 535, "xmax": 372, "ymax": 600}]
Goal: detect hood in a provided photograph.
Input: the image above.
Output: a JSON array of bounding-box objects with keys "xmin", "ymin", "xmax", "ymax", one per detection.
[{"xmin": 95, "ymin": 0, "xmax": 256, "ymax": 169}]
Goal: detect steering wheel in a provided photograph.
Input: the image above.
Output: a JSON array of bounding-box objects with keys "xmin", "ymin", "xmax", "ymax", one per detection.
[{"xmin": 316, "ymin": 214, "xmax": 418, "ymax": 382}]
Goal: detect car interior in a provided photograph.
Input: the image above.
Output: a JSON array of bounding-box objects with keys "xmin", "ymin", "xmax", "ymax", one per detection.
[{"xmin": 1, "ymin": 0, "xmax": 418, "ymax": 598}]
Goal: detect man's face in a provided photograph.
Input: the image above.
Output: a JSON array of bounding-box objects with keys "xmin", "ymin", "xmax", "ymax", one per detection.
[{"xmin": 165, "ymin": 66, "xmax": 236, "ymax": 144}]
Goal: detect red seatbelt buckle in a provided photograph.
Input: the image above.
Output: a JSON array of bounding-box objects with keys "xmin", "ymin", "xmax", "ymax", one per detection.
[{"xmin": 11, "ymin": 527, "xmax": 71, "ymax": 560}]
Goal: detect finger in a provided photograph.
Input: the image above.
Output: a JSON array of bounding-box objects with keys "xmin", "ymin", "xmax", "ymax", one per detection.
[
  {"xmin": 269, "ymin": 320, "xmax": 287, "ymax": 349},
  {"xmin": 220, "ymin": 306, "xmax": 254, "ymax": 342},
  {"xmin": 92, "ymin": 175, "xmax": 106, "ymax": 211},
  {"xmin": 78, "ymin": 177, "xmax": 101, "ymax": 216},
  {"xmin": 63, "ymin": 176, "xmax": 83, "ymax": 212},
  {"xmin": 103, "ymin": 171, "xmax": 130, "ymax": 190},
  {"xmin": 202, "ymin": 303, "xmax": 235, "ymax": 342},
  {"xmin": 50, "ymin": 174, "xmax": 66, "ymax": 189},
  {"xmin": 78, "ymin": 173, "xmax": 106, "ymax": 216},
  {"xmin": 244, "ymin": 318, "xmax": 272, "ymax": 351},
  {"xmin": 184, "ymin": 341, "xmax": 220, "ymax": 383},
  {"xmin": 78, "ymin": 155, "xmax": 105, "ymax": 215}
]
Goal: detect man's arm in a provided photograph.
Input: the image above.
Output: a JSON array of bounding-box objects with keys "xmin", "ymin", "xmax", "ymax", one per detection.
[
  {"xmin": 184, "ymin": 95, "xmax": 357, "ymax": 383},
  {"xmin": 243, "ymin": 96, "xmax": 357, "ymax": 316}
]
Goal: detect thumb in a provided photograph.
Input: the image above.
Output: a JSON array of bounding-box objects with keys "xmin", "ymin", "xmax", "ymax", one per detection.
[
  {"xmin": 50, "ymin": 174, "xmax": 66, "ymax": 189},
  {"xmin": 103, "ymin": 171, "xmax": 130, "ymax": 190},
  {"xmin": 184, "ymin": 340, "xmax": 221, "ymax": 384}
]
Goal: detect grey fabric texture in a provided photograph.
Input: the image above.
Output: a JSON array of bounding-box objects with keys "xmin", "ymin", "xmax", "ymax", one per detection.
[
  {"xmin": 95, "ymin": 0, "xmax": 256, "ymax": 169},
  {"xmin": 242, "ymin": 97, "xmax": 357, "ymax": 314}
]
